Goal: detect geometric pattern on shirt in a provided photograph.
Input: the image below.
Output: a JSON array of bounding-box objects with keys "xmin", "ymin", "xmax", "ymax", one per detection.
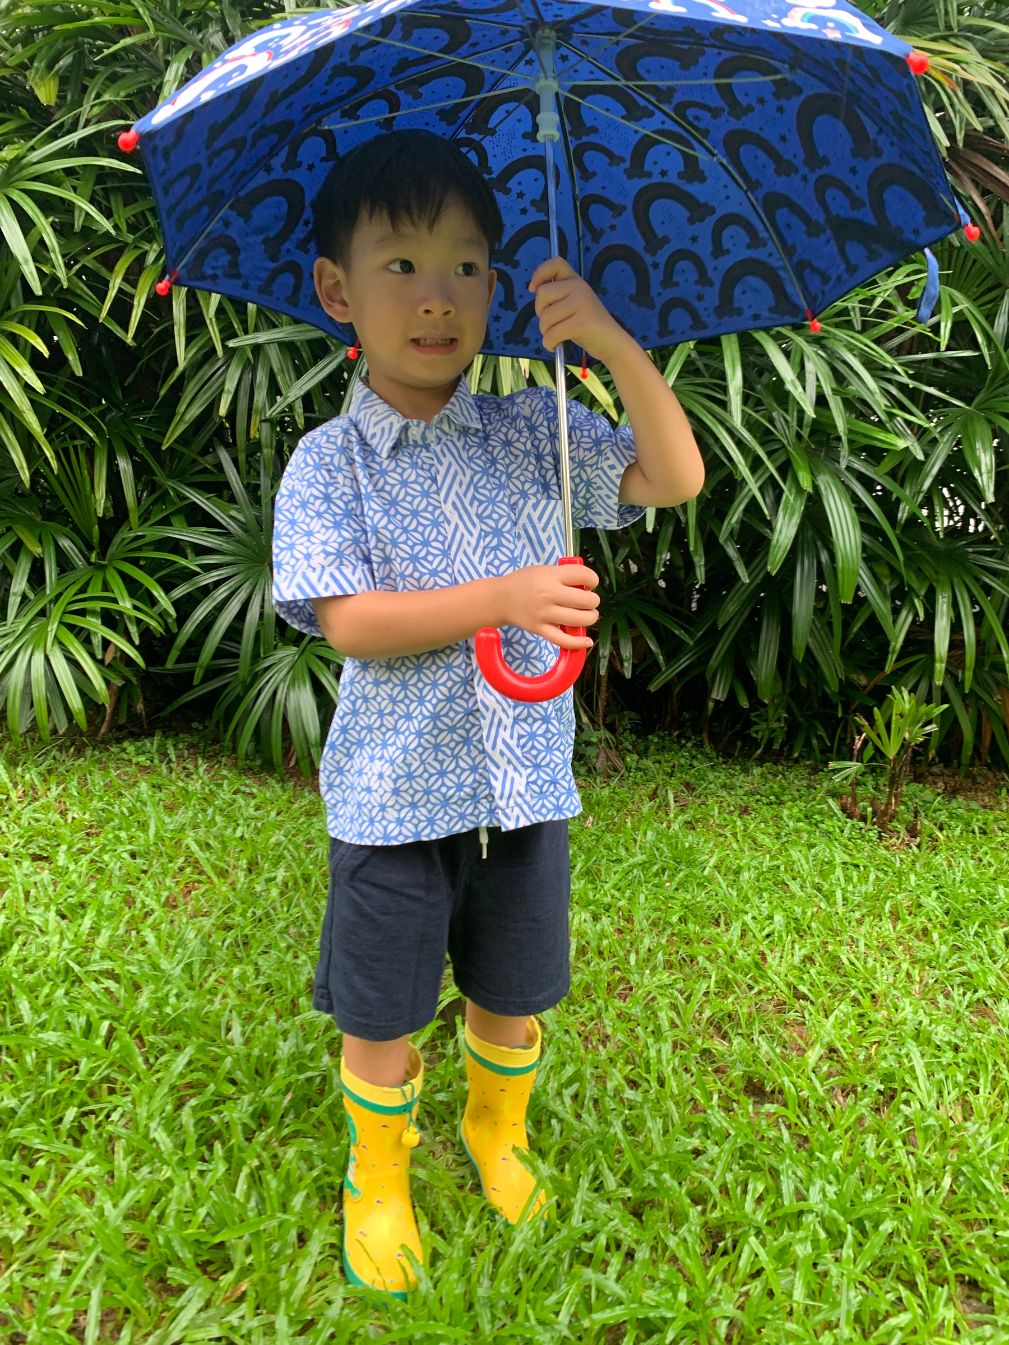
[{"xmin": 271, "ymin": 373, "xmax": 644, "ymax": 843}]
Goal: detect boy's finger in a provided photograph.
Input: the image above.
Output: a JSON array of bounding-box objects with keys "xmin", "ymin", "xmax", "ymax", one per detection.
[
  {"xmin": 554, "ymin": 604, "xmax": 598, "ymax": 627},
  {"xmin": 536, "ymin": 289, "xmax": 578, "ymax": 317},
  {"xmin": 558, "ymin": 564, "xmax": 600, "ymax": 589},
  {"xmin": 529, "ymin": 256, "xmax": 575, "ymax": 291},
  {"xmin": 560, "ymin": 589, "xmax": 600, "ymax": 611},
  {"xmin": 546, "ymin": 626, "xmax": 594, "ymax": 650}
]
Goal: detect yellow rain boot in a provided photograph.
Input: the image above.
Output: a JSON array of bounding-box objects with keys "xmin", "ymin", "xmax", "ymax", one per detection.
[
  {"xmin": 340, "ymin": 1045, "xmax": 424, "ymax": 1299},
  {"xmin": 460, "ymin": 1015, "xmax": 549, "ymax": 1224}
]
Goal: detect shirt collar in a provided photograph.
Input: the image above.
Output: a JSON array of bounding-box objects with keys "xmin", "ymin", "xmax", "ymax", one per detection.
[{"xmin": 347, "ymin": 374, "xmax": 483, "ymax": 457}]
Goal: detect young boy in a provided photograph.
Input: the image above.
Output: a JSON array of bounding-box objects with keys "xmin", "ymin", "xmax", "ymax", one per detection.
[{"xmin": 271, "ymin": 129, "xmax": 704, "ymax": 1299}]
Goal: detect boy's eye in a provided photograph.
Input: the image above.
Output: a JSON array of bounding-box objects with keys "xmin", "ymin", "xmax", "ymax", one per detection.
[{"xmin": 387, "ymin": 259, "xmax": 481, "ymax": 276}]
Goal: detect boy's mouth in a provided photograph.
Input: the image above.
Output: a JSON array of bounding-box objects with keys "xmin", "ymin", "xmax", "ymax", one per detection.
[{"xmin": 411, "ymin": 337, "xmax": 458, "ymax": 354}]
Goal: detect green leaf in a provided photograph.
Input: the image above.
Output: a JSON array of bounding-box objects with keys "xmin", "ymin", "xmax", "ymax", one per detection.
[
  {"xmin": 720, "ymin": 332, "xmax": 742, "ymax": 425},
  {"xmin": 767, "ymin": 470, "xmax": 807, "ymax": 575},
  {"xmin": 756, "ymin": 591, "xmax": 780, "ymax": 702},
  {"xmin": 933, "ymin": 576, "xmax": 952, "ymax": 686},
  {"xmin": 810, "ymin": 460, "xmax": 861, "ymax": 605},
  {"xmin": 751, "ymin": 329, "xmax": 815, "ymax": 418},
  {"xmin": 951, "ymin": 576, "xmax": 977, "ymax": 693},
  {"xmin": 960, "ymin": 409, "xmax": 996, "ymax": 502},
  {"xmin": 791, "ymin": 527, "xmax": 816, "ymax": 661},
  {"xmin": 0, "ymin": 196, "xmax": 40, "ymax": 294}
]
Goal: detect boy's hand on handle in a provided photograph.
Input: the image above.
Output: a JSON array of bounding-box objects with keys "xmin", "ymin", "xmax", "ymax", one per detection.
[{"xmin": 496, "ymin": 563, "xmax": 600, "ymax": 650}]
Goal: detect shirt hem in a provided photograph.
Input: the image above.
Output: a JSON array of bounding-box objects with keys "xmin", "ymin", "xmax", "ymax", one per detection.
[{"xmin": 326, "ymin": 796, "xmax": 582, "ymax": 846}]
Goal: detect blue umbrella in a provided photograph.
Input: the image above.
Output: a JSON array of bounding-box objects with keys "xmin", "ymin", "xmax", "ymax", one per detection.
[{"xmin": 120, "ymin": 0, "xmax": 973, "ymax": 700}]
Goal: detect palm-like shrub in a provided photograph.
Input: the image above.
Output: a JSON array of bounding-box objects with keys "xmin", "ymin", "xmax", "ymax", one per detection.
[
  {"xmin": 0, "ymin": 5, "xmax": 350, "ymax": 766},
  {"xmin": 0, "ymin": 0, "xmax": 1007, "ymax": 770},
  {"xmin": 580, "ymin": 0, "xmax": 1009, "ymax": 764},
  {"xmin": 633, "ymin": 249, "xmax": 1009, "ymax": 764}
]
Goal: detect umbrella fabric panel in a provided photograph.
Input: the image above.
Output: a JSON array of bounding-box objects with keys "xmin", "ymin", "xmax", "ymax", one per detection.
[{"xmin": 134, "ymin": 0, "xmax": 959, "ymax": 355}]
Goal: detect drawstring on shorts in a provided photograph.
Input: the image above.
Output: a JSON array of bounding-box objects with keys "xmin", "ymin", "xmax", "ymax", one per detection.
[{"xmin": 478, "ymin": 825, "xmax": 489, "ymax": 860}]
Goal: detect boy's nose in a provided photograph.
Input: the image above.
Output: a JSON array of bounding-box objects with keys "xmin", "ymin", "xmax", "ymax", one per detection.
[{"xmin": 416, "ymin": 282, "xmax": 456, "ymax": 313}]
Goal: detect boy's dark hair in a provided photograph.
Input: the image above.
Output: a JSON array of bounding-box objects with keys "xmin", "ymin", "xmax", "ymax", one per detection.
[{"xmin": 312, "ymin": 129, "xmax": 504, "ymax": 266}]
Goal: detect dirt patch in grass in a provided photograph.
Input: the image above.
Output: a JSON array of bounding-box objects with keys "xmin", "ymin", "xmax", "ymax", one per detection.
[{"xmin": 910, "ymin": 765, "xmax": 1009, "ymax": 807}]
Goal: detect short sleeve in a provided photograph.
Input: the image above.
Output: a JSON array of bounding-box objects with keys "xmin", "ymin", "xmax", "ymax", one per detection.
[
  {"xmin": 524, "ymin": 387, "xmax": 644, "ymax": 531},
  {"xmin": 567, "ymin": 395, "xmax": 646, "ymax": 530},
  {"xmin": 270, "ymin": 421, "xmax": 375, "ymax": 637}
]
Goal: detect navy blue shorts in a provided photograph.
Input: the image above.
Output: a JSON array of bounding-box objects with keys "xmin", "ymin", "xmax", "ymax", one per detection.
[{"xmin": 312, "ymin": 820, "xmax": 571, "ymax": 1040}]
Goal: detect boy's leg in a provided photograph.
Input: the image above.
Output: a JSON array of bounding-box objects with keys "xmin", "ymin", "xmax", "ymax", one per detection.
[
  {"xmin": 450, "ymin": 820, "xmax": 571, "ymax": 1224},
  {"xmin": 464, "ymin": 1001, "xmax": 529, "ymax": 1049},
  {"xmin": 343, "ymin": 1033, "xmax": 411, "ymax": 1086},
  {"xmin": 316, "ymin": 835, "xmax": 456, "ymax": 1297}
]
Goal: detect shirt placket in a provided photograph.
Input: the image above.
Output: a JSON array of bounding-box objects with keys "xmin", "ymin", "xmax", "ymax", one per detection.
[{"xmin": 433, "ymin": 426, "xmax": 528, "ymax": 827}]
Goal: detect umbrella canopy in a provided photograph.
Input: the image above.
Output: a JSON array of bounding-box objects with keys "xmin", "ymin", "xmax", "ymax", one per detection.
[
  {"xmin": 125, "ymin": 0, "xmax": 966, "ymax": 358},
  {"xmin": 122, "ymin": 0, "xmax": 972, "ymax": 704}
]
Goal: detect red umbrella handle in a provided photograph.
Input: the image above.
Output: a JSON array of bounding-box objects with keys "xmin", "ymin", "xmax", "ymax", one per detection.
[{"xmin": 475, "ymin": 556, "xmax": 588, "ymax": 703}]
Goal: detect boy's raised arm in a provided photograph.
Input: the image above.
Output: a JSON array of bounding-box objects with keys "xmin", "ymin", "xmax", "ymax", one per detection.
[
  {"xmin": 312, "ymin": 564, "xmax": 600, "ymax": 661},
  {"xmin": 529, "ymin": 256, "xmax": 704, "ymax": 508}
]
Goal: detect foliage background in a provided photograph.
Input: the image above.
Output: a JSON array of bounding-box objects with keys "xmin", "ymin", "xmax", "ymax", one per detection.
[{"xmin": 1, "ymin": 0, "xmax": 1008, "ymax": 772}]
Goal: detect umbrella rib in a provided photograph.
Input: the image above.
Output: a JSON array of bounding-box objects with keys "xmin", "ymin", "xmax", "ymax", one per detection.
[
  {"xmin": 559, "ymin": 85, "xmax": 711, "ymax": 171},
  {"xmin": 322, "ymin": 85, "xmax": 526, "ymax": 135},
  {"xmin": 578, "ymin": 14, "xmax": 743, "ymax": 51},
  {"xmin": 591, "ymin": 15, "xmax": 663, "ymax": 49},
  {"xmin": 562, "ymin": 75, "xmax": 790, "ymax": 89},
  {"xmin": 330, "ymin": 28, "xmax": 534, "ymax": 85},
  {"xmin": 398, "ymin": 10, "xmax": 536, "ymax": 38},
  {"xmin": 324, "ymin": 30, "xmax": 539, "ymax": 164},
  {"xmin": 556, "ymin": 86, "xmax": 590, "ymax": 312},
  {"xmin": 555, "ymin": 39, "xmax": 812, "ymax": 319},
  {"xmin": 583, "ymin": 15, "xmax": 794, "ymax": 74}
]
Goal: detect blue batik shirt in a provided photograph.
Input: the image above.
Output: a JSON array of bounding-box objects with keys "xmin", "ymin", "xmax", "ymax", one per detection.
[{"xmin": 271, "ymin": 373, "xmax": 643, "ymax": 844}]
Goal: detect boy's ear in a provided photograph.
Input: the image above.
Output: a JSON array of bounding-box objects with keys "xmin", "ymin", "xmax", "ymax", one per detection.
[
  {"xmin": 486, "ymin": 267, "xmax": 497, "ymax": 308},
  {"xmin": 314, "ymin": 256, "xmax": 351, "ymax": 322}
]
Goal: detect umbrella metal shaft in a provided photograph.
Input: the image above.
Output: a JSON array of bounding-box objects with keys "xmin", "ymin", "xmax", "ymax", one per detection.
[{"xmin": 536, "ymin": 28, "xmax": 575, "ymax": 560}]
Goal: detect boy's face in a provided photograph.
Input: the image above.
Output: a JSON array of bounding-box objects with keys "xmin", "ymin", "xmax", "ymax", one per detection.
[{"xmin": 314, "ymin": 196, "xmax": 497, "ymax": 419}]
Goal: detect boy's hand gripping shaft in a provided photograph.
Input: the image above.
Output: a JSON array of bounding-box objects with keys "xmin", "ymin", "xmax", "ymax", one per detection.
[{"xmin": 475, "ymin": 556, "xmax": 587, "ymax": 703}]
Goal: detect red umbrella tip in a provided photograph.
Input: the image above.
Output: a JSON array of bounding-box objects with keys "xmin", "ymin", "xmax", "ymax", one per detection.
[
  {"xmin": 809, "ymin": 318, "xmax": 822, "ymax": 333},
  {"xmin": 155, "ymin": 277, "xmax": 172, "ymax": 296},
  {"xmin": 118, "ymin": 129, "xmax": 140, "ymax": 152},
  {"xmin": 906, "ymin": 51, "xmax": 929, "ymax": 75},
  {"xmin": 964, "ymin": 223, "xmax": 981, "ymax": 242}
]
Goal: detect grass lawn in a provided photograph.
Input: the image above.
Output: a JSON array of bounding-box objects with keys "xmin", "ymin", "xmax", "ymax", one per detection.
[{"xmin": 2, "ymin": 732, "xmax": 1009, "ymax": 1344}]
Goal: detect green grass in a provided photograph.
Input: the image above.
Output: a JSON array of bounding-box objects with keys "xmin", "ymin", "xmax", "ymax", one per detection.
[{"xmin": 2, "ymin": 732, "xmax": 1008, "ymax": 1344}]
